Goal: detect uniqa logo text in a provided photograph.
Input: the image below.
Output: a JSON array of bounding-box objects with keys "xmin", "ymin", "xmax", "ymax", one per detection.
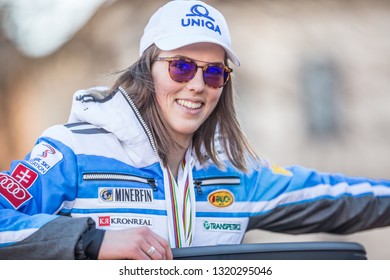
[
  {"xmin": 181, "ymin": 18, "xmax": 221, "ymax": 35},
  {"xmin": 181, "ymin": 4, "xmax": 222, "ymax": 35}
]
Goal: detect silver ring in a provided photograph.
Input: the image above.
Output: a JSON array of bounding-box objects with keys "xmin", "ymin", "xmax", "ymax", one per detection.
[{"xmin": 146, "ymin": 246, "xmax": 156, "ymax": 256}]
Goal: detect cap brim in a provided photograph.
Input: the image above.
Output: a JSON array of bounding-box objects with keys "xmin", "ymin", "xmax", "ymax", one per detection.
[{"xmin": 155, "ymin": 34, "xmax": 240, "ymax": 66}]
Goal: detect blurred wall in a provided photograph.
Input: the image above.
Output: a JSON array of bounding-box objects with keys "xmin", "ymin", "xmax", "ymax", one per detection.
[{"xmin": 1, "ymin": 0, "xmax": 390, "ymax": 259}]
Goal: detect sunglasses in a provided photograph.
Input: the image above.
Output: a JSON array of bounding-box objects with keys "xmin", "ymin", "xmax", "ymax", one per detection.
[{"xmin": 155, "ymin": 57, "xmax": 233, "ymax": 88}]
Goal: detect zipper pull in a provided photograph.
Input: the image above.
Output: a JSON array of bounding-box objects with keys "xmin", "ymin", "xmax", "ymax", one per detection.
[
  {"xmin": 194, "ymin": 180, "xmax": 203, "ymax": 195},
  {"xmin": 148, "ymin": 178, "xmax": 158, "ymax": 191}
]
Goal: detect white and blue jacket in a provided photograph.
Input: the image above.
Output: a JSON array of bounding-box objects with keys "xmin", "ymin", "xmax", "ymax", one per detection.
[{"xmin": 1, "ymin": 87, "xmax": 390, "ymax": 259}]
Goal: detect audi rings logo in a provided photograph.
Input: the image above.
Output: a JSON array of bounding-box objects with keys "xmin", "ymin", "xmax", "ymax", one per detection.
[
  {"xmin": 0, "ymin": 174, "xmax": 32, "ymax": 209},
  {"xmin": 1, "ymin": 176, "xmax": 27, "ymax": 199}
]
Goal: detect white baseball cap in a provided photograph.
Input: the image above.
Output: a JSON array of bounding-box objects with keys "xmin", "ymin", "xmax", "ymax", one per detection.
[{"xmin": 139, "ymin": 0, "xmax": 240, "ymax": 66}]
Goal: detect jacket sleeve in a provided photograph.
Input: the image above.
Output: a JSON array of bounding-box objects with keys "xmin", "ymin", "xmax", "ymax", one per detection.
[
  {"xmin": 246, "ymin": 163, "xmax": 390, "ymax": 234},
  {"xmin": 0, "ymin": 125, "xmax": 92, "ymax": 259},
  {"xmin": 0, "ymin": 214, "xmax": 95, "ymax": 260}
]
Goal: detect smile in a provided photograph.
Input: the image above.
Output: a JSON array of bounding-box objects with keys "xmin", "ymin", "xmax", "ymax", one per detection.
[{"xmin": 176, "ymin": 99, "xmax": 203, "ymax": 109}]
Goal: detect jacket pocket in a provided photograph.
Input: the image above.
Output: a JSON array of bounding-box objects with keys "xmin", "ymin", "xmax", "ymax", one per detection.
[
  {"xmin": 193, "ymin": 176, "xmax": 240, "ymax": 195},
  {"xmin": 82, "ymin": 172, "xmax": 158, "ymax": 191}
]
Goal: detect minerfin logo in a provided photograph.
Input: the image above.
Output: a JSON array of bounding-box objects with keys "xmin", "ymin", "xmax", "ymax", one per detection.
[
  {"xmin": 100, "ymin": 188, "xmax": 113, "ymax": 201},
  {"xmin": 181, "ymin": 4, "xmax": 222, "ymax": 35},
  {"xmin": 98, "ymin": 187, "xmax": 153, "ymax": 203}
]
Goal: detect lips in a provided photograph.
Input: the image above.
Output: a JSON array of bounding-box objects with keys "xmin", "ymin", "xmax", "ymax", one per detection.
[{"xmin": 176, "ymin": 99, "xmax": 203, "ymax": 109}]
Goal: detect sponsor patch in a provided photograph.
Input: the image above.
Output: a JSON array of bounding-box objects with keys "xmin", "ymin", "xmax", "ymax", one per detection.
[
  {"xmin": 28, "ymin": 142, "xmax": 63, "ymax": 174},
  {"xmin": 99, "ymin": 187, "xmax": 153, "ymax": 203},
  {"xmin": 11, "ymin": 163, "xmax": 38, "ymax": 189},
  {"xmin": 0, "ymin": 174, "xmax": 32, "ymax": 209},
  {"xmin": 99, "ymin": 188, "xmax": 113, "ymax": 201},
  {"xmin": 203, "ymin": 220, "xmax": 242, "ymax": 232},
  {"xmin": 208, "ymin": 189, "xmax": 234, "ymax": 208},
  {"xmin": 98, "ymin": 215, "xmax": 153, "ymax": 228},
  {"xmin": 98, "ymin": 216, "xmax": 111, "ymax": 226}
]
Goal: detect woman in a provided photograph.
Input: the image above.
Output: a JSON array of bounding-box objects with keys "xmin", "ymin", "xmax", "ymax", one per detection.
[{"xmin": 1, "ymin": 0, "xmax": 390, "ymax": 260}]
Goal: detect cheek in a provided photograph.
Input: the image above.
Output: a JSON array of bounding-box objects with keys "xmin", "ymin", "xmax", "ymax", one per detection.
[
  {"xmin": 209, "ymin": 91, "xmax": 223, "ymax": 109},
  {"xmin": 153, "ymin": 77, "xmax": 171, "ymax": 110},
  {"xmin": 155, "ymin": 88, "xmax": 167, "ymax": 110},
  {"xmin": 154, "ymin": 82, "xmax": 177, "ymax": 111},
  {"xmin": 152, "ymin": 64, "xmax": 181, "ymax": 98}
]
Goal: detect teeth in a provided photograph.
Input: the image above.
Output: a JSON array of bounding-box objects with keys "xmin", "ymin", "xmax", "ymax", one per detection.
[{"xmin": 176, "ymin": 99, "xmax": 202, "ymax": 109}]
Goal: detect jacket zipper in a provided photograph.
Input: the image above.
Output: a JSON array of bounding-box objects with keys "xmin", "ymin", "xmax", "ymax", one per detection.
[
  {"xmin": 119, "ymin": 86, "xmax": 161, "ymax": 165},
  {"xmin": 83, "ymin": 173, "xmax": 158, "ymax": 191},
  {"xmin": 193, "ymin": 176, "xmax": 241, "ymax": 195}
]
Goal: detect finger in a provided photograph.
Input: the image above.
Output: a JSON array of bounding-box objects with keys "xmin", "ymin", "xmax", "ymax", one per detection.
[
  {"xmin": 127, "ymin": 242, "xmax": 151, "ymax": 260},
  {"xmin": 148, "ymin": 231, "xmax": 173, "ymax": 260},
  {"xmin": 144, "ymin": 238, "xmax": 167, "ymax": 260},
  {"xmin": 165, "ymin": 246, "xmax": 173, "ymax": 260},
  {"xmin": 149, "ymin": 231, "xmax": 173, "ymax": 259},
  {"xmin": 136, "ymin": 248, "xmax": 152, "ymax": 260},
  {"xmin": 137, "ymin": 227, "xmax": 172, "ymax": 260},
  {"xmin": 145, "ymin": 244, "xmax": 164, "ymax": 260}
]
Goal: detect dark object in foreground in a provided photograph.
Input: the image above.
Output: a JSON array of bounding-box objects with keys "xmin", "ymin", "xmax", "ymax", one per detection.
[{"xmin": 172, "ymin": 242, "xmax": 367, "ymax": 260}]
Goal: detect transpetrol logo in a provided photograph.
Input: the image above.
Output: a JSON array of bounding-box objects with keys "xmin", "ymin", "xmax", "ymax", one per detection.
[
  {"xmin": 203, "ymin": 220, "xmax": 241, "ymax": 232},
  {"xmin": 181, "ymin": 4, "xmax": 222, "ymax": 35}
]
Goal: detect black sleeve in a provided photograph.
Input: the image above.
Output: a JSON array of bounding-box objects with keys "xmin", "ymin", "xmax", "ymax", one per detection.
[{"xmin": 81, "ymin": 228, "xmax": 105, "ymax": 259}]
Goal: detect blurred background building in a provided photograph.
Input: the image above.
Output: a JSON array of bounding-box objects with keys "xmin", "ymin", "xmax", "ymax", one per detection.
[{"xmin": 1, "ymin": 0, "xmax": 390, "ymax": 259}]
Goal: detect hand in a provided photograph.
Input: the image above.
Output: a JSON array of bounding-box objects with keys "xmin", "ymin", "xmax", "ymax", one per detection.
[{"xmin": 97, "ymin": 226, "xmax": 173, "ymax": 260}]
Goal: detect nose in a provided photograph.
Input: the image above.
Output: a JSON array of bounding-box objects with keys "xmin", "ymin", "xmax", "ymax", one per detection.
[{"xmin": 186, "ymin": 68, "xmax": 205, "ymax": 93}]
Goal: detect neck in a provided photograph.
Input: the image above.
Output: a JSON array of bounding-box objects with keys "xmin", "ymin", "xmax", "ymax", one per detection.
[
  {"xmin": 167, "ymin": 145, "xmax": 188, "ymax": 179},
  {"xmin": 167, "ymin": 133, "xmax": 193, "ymax": 178},
  {"xmin": 175, "ymin": 134, "xmax": 192, "ymax": 150}
]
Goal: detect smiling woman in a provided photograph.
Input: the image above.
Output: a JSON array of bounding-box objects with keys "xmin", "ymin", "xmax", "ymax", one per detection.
[
  {"xmin": 152, "ymin": 44, "xmax": 226, "ymax": 158},
  {"xmin": 1, "ymin": 0, "xmax": 390, "ymax": 261}
]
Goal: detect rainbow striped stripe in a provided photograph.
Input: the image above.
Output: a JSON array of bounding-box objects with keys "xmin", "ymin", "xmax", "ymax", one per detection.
[{"xmin": 167, "ymin": 158, "xmax": 193, "ymax": 247}]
